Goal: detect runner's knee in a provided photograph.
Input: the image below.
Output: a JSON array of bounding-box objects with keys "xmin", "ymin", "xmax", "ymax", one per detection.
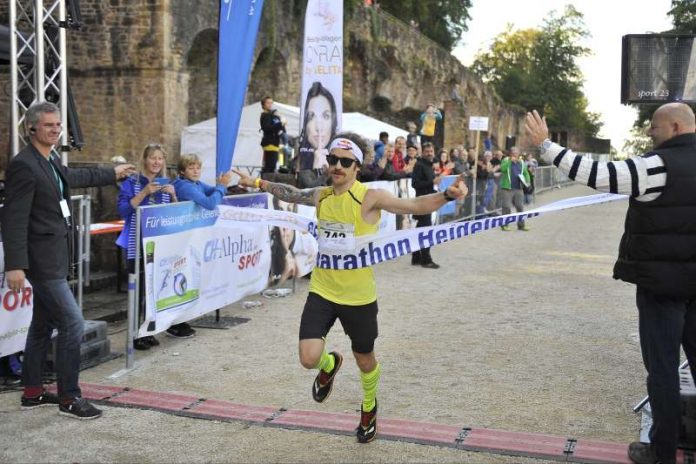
[
  {"xmin": 298, "ymin": 343, "xmax": 323, "ymax": 369},
  {"xmin": 353, "ymin": 351, "xmax": 376, "ymax": 372}
]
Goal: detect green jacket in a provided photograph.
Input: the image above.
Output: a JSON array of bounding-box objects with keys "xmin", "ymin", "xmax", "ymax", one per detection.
[{"xmin": 499, "ymin": 157, "xmax": 531, "ymax": 190}]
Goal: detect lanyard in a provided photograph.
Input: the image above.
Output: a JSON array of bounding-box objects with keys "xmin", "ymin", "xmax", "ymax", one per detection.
[{"xmin": 48, "ymin": 154, "xmax": 64, "ymax": 197}]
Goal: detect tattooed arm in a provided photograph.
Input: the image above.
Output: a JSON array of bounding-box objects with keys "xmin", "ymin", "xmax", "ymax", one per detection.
[{"xmin": 233, "ymin": 169, "xmax": 320, "ymax": 206}]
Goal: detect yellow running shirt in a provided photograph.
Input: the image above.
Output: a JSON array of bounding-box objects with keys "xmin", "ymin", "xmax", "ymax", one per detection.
[{"xmin": 309, "ymin": 181, "xmax": 379, "ymax": 305}]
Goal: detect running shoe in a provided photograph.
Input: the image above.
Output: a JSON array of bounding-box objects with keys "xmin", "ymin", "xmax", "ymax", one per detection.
[
  {"xmin": 311, "ymin": 351, "xmax": 343, "ymax": 403},
  {"xmin": 356, "ymin": 399, "xmax": 378, "ymax": 443}
]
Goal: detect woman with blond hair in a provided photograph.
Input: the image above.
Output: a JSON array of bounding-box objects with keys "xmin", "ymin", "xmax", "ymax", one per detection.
[{"xmin": 116, "ymin": 143, "xmax": 177, "ymax": 350}]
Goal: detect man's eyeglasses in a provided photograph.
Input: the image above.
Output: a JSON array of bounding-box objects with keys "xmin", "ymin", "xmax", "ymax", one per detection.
[{"xmin": 326, "ymin": 154, "xmax": 357, "ymax": 168}]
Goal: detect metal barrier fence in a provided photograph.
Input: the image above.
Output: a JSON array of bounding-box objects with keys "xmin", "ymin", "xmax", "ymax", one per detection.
[
  {"xmin": 70, "ymin": 195, "xmax": 91, "ymax": 310},
  {"xmin": 234, "ymin": 165, "xmax": 263, "ymax": 178},
  {"xmin": 435, "ymin": 166, "xmax": 573, "ymax": 224},
  {"xmin": 533, "ymin": 165, "xmax": 572, "ymax": 194}
]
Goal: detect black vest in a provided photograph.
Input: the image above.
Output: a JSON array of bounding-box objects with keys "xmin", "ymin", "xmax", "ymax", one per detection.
[{"xmin": 613, "ymin": 133, "xmax": 696, "ymax": 298}]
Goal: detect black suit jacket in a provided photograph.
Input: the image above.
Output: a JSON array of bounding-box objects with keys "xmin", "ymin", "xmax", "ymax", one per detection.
[{"xmin": 1, "ymin": 144, "xmax": 116, "ymax": 280}]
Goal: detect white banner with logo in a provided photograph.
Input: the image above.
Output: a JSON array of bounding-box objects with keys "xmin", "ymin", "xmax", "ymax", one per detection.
[
  {"xmin": 0, "ymin": 246, "xmax": 34, "ymax": 357},
  {"xmin": 139, "ymin": 201, "xmax": 272, "ymax": 337},
  {"xmin": 298, "ymin": 0, "xmax": 343, "ymax": 171}
]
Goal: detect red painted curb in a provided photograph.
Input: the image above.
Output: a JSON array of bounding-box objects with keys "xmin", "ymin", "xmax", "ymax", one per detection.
[
  {"xmin": 108, "ymin": 388, "xmax": 199, "ymax": 411},
  {"xmin": 60, "ymin": 382, "xmax": 646, "ymax": 464},
  {"xmin": 379, "ymin": 418, "xmax": 462, "ymax": 446},
  {"xmin": 187, "ymin": 398, "xmax": 279, "ymax": 423},
  {"xmin": 270, "ymin": 409, "xmax": 357, "ymax": 434},
  {"xmin": 459, "ymin": 427, "xmax": 568, "ymax": 460}
]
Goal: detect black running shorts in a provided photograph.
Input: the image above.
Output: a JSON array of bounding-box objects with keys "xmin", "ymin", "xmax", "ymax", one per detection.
[{"xmin": 299, "ymin": 292, "xmax": 379, "ymax": 354}]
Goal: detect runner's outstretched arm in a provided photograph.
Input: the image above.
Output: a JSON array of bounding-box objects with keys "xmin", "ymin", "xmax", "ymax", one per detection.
[
  {"xmin": 233, "ymin": 169, "xmax": 320, "ymax": 206},
  {"xmin": 365, "ymin": 174, "xmax": 468, "ymax": 215}
]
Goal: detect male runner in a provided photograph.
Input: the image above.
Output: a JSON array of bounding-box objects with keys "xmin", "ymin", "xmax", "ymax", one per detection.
[{"xmin": 234, "ymin": 132, "xmax": 467, "ymax": 443}]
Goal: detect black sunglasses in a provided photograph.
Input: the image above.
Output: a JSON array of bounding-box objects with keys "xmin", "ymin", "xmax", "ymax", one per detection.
[{"xmin": 326, "ymin": 154, "xmax": 358, "ymax": 168}]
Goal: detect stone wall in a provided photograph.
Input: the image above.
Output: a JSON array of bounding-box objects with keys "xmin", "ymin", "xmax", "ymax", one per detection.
[
  {"xmin": 0, "ymin": 1, "xmax": 529, "ymax": 274},
  {"xmin": 344, "ymin": 7, "xmax": 524, "ymax": 149},
  {"xmin": 2, "ymin": 1, "xmax": 525, "ymax": 172}
]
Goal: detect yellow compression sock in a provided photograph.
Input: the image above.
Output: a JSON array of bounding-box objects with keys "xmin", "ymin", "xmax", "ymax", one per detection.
[
  {"xmin": 316, "ymin": 350, "xmax": 335, "ymax": 374},
  {"xmin": 360, "ymin": 363, "xmax": 381, "ymax": 412}
]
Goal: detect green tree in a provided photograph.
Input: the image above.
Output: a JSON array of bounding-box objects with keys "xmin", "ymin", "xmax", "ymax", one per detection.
[
  {"xmin": 471, "ymin": 5, "xmax": 600, "ymax": 136},
  {"xmin": 377, "ymin": 0, "xmax": 472, "ymax": 50},
  {"xmin": 623, "ymin": 120, "xmax": 653, "ymax": 157},
  {"xmin": 669, "ymin": 0, "xmax": 696, "ymax": 32}
]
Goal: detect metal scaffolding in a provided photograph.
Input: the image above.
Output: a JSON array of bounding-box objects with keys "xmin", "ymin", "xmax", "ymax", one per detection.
[{"xmin": 10, "ymin": 0, "xmax": 69, "ymax": 163}]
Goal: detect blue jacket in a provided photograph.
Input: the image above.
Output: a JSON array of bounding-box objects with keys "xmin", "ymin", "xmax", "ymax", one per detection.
[
  {"xmin": 116, "ymin": 175, "xmax": 172, "ymax": 257},
  {"xmin": 173, "ymin": 176, "xmax": 225, "ymax": 210}
]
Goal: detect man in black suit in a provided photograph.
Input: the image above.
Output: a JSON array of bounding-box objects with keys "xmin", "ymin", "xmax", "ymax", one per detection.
[{"xmin": 1, "ymin": 101, "xmax": 134, "ymax": 419}]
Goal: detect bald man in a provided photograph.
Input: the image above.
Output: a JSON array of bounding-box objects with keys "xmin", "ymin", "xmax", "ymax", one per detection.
[{"xmin": 526, "ymin": 103, "xmax": 696, "ymax": 464}]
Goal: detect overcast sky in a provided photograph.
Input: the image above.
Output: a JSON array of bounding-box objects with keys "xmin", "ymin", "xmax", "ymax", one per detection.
[{"xmin": 451, "ymin": 0, "xmax": 674, "ymax": 151}]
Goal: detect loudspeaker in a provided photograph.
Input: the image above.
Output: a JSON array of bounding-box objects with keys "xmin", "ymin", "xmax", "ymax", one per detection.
[
  {"xmin": 505, "ymin": 136, "xmax": 516, "ymax": 151},
  {"xmin": 622, "ymin": 34, "xmax": 696, "ymax": 103}
]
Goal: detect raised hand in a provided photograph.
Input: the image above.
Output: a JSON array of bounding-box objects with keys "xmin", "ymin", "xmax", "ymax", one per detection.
[
  {"xmin": 232, "ymin": 169, "xmax": 255, "ymax": 188},
  {"xmin": 218, "ymin": 170, "xmax": 233, "ymax": 186},
  {"xmin": 446, "ymin": 174, "xmax": 468, "ymax": 199},
  {"xmin": 114, "ymin": 163, "xmax": 136, "ymax": 179},
  {"xmin": 525, "ymin": 110, "xmax": 549, "ymax": 146}
]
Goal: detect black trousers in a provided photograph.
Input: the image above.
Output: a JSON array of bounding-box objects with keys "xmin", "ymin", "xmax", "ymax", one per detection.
[
  {"xmin": 262, "ymin": 150, "xmax": 279, "ymax": 174},
  {"xmin": 411, "ymin": 213, "xmax": 433, "ymax": 264},
  {"xmin": 637, "ymin": 286, "xmax": 696, "ymax": 461}
]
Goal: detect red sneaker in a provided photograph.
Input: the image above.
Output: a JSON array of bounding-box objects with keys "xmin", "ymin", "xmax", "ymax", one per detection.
[
  {"xmin": 356, "ymin": 399, "xmax": 378, "ymax": 443},
  {"xmin": 311, "ymin": 351, "xmax": 343, "ymax": 403}
]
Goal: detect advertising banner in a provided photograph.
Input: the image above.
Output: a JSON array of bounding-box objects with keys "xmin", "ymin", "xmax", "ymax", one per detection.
[
  {"xmin": 0, "ymin": 246, "xmax": 33, "ymax": 357},
  {"xmin": 298, "ymin": 0, "xmax": 344, "ymax": 170},
  {"xmin": 137, "ymin": 193, "xmax": 317, "ymax": 337},
  {"xmin": 267, "ymin": 194, "xmax": 318, "ymax": 285},
  {"xmin": 139, "ymin": 201, "xmax": 271, "ymax": 337}
]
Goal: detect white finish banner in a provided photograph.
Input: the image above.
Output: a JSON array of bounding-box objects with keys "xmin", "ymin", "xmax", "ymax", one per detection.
[
  {"xmin": 220, "ymin": 193, "xmax": 629, "ymax": 270},
  {"xmin": 0, "ymin": 246, "xmax": 34, "ymax": 357}
]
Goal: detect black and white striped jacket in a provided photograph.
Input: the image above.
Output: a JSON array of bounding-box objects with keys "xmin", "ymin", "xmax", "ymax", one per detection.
[{"xmin": 541, "ymin": 142, "xmax": 666, "ymax": 202}]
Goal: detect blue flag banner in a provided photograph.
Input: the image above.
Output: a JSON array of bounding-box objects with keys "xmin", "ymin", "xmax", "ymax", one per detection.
[{"xmin": 217, "ymin": 0, "xmax": 264, "ymax": 174}]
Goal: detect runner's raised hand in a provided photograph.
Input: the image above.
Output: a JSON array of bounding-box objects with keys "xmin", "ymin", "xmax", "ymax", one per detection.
[
  {"xmin": 445, "ymin": 174, "xmax": 468, "ymax": 199},
  {"xmin": 232, "ymin": 169, "xmax": 255, "ymax": 188}
]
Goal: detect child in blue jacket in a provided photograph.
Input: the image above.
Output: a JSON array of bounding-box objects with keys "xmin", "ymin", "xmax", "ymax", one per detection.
[{"xmin": 173, "ymin": 154, "xmax": 233, "ymax": 210}]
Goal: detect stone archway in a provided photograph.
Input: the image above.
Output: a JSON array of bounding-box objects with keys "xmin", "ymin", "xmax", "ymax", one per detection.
[
  {"xmin": 186, "ymin": 28, "xmax": 218, "ymax": 125},
  {"xmin": 247, "ymin": 47, "xmax": 288, "ymax": 106}
]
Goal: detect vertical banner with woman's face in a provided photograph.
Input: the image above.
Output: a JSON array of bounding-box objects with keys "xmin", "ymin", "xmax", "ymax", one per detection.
[{"xmin": 298, "ymin": 0, "xmax": 343, "ymax": 171}]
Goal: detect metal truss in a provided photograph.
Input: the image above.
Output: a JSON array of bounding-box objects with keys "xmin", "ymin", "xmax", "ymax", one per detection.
[{"xmin": 10, "ymin": 0, "xmax": 69, "ymax": 162}]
